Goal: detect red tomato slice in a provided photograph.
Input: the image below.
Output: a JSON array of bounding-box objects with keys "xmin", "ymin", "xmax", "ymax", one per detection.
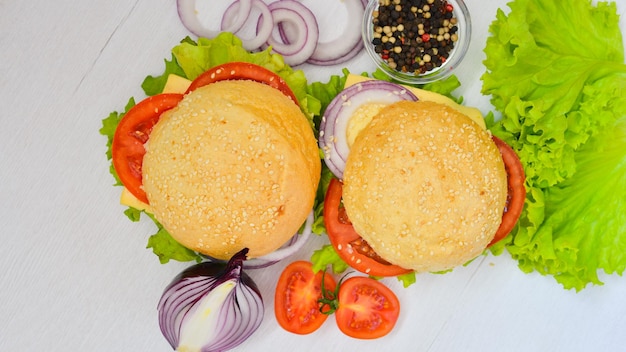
[
  {"xmin": 335, "ymin": 277, "xmax": 400, "ymax": 339},
  {"xmin": 274, "ymin": 261, "xmax": 337, "ymax": 335},
  {"xmin": 111, "ymin": 93, "xmax": 183, "ymax": 204},
  {"xmin": 185, "ymin": 61, "xmax": 299, "ymax": 106},
  {"xmin": 323, "ymin": 178, "xmax": 412, "ymax": 277},
  {"xmin": 488, "ymin": 136, "xmax": 527, "ymax": 246}
]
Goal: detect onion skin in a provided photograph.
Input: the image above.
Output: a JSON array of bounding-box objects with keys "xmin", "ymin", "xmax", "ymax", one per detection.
[{"xmin": 158, "ymin": 248, "xmax": 264, "ymax": 352}]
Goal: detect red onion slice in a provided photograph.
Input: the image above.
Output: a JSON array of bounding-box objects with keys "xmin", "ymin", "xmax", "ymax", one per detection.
[
  {"xmin": 308, "ymin": 0, "xmax": 364, "ymax": 64},
  {"xmin": 280, "ymin": 25, "xmax": 364, "ymax": 66},
  {"xmin": 199, "ymin": 211, "xmax": 314, "ymax": 269},
  {"xmin": 177, "ymin": 0, "xmax": 252, "ymax": 38},
  {"xmin": 319, "ymin": 80, "xmax": 419, "ymax": 179},
  {"xmin": 179, "ymin": 0, "xmax": 367, "ymax": 66},
  {"xmin": 220, "ymin": 0, "xmax": 274, "ymax": 51},
  {"xmin": 260, "ymin": 8, "xmax": 308, "ymax": 56},
  {"xmin": 279, "ymin": 0, "xmax": 365, "ymax": 65},
  {"xmin": 261, "ymin": 0, "xmax": 319, "ymax": 66},
  {"xmin": 177, "ymin": 0, "xmax": 217, "ymax": 38},
  {"xmin": 307, "ymin": 39, "xmax": 363, "ymax": 66},
  {"xmin": 241, "ymin": 210, "xmax": 314, "ymax": 268},
  {"xmin": 220, "ymin": 0, "xmax": 253, "ymax": 33}
]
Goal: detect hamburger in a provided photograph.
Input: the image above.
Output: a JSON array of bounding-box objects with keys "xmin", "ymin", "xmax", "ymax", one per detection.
[
  {"xmin": 141, "ymin": 79, "xmax": 321, "ymax": 260},
  {"xmin": 341, "ymin": 100, "xmax": 508, "ymax": 273}
]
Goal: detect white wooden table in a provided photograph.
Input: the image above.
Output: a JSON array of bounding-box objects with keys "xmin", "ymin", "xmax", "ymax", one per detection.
[{"xmin": 2, "ymin": 0, "xmax": 626, "ymax": 351}]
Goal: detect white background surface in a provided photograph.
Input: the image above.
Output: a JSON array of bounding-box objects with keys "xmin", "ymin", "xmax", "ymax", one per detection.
[{"xmin": 2, "ymin": 0, "xmax": 626, "ymax": 351}]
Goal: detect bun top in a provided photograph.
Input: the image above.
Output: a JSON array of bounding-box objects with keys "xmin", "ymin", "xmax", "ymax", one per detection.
[
  {"xmin": 342, "ymin": 101, "xmax": 507, "ymax": 272},
  {"xmin": 142, "ymin": 80, "xmax": 320, "ymax": 260}
]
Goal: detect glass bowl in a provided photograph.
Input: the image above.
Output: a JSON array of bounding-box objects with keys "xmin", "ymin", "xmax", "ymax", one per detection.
[{"xmin": 362, "ymin": 0, "xmax": 472, "ymax": 84}]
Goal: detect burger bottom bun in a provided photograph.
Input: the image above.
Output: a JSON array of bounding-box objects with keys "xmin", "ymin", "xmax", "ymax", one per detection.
[
  {"xmin": 142, "ymin": 80, "xmax": 320, "ymax": 260},
  {"xmin": 343, "ymin": 101, "xmax": 508, "ymax": 272}
]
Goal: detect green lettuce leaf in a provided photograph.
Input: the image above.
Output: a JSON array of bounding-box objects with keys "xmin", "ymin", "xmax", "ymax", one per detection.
[
  {"xmin": 145, "ymin": 213, "xmax": 202, "ymax": 264},
  {"xmin": 99, "ymin": 97, "xmax": 136, "ymax": 185},
  {"xmin": 141, "ymin": 54, "xmax": 187, "ymax": 96},
  {"xmin": 511, "ymin": 115, "xmax": 626, "ymax": 289},
  {"xmin": 311, "ymin": 244, "xmax": 350, "ymax": 274},
  {"xmin": 482, "ymin": 0, "xmax": 626, "ymax": 290}
]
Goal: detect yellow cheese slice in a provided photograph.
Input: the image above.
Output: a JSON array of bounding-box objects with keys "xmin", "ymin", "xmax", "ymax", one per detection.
[
  {"xmin": 345, "ymin": 102, "xmax": 389, "ymax": 147},
  {"xmin": 120, "ymin": 187, "xmax": 152, "ymax": 213},
  {"xmin": 162, "ymin": 74, "xmax": 192, "ymax": 94},
  {"xmin": 343, "ymin": 74, "xmax": 486, "ymax": 129}
]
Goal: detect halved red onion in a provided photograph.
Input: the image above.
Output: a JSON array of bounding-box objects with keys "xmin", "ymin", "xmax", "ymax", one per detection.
[
  {"xmin": 220, "ymin": 0, "xmax": 274, "ymax": 51},
  {"xmin": 319, "ymin": 80, "xmax": 419, "ymax": 179},
  {"xmin": 258, "ymin": 0, "xmax": 319, "ymax": 66},
  {"xmin": 158, "ymin": 249, "xmax": 263, "ymax": 351}
]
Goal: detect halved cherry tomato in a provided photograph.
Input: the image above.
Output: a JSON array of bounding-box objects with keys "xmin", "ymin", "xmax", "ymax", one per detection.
[
  {"xmin": 488, "ymin": 136, "xmax": 526, "ymax": 246},
  {"xmin": 335, "ymin": 277, "xmax": 400, "ymax": 339},
  {"xmin": 323, "ymin": 178, "xmax": 413, "ymax": 277},
  {"xmin": 111, "ymin": 93, "xmax": 183, "ymax": 204},
  {"xmin": 185, "ymin": 61, "xmax": 299, "ymax": 106},
  {"xmin": 274, "ymin": 261, "xmax": 337, "ymax": 335}
]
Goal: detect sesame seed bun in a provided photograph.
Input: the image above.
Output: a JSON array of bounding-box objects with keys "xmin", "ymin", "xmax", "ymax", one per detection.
[
  {"xmin": 142, "ymin": 80, "xmax": 320, "ymax": 260},
  {"xmin": 342, "ymin": 101, "xmax": 507, "ymax": 272}
]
